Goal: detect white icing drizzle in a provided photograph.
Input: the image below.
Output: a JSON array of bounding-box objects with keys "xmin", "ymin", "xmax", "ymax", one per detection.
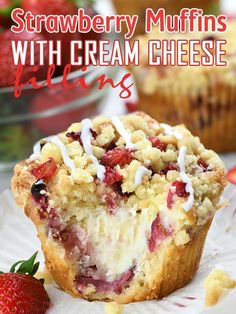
[
  {"xmin": 30, "ymin": 135, "xmax": 76, "ymax": 172},
  {"xmin": 47, "ymin": 136, "xmax": 76, "ymax": 171},
  {"xmin": 134, "ymin": 166, "xmax": 152, "ymax": 187},
  {"xmin": 177, "ymin": 146, "xmax": 194, "ymax": 211},
  {"xmin": 111, "ymin": 116, "xmax": 136, "ymax": 149},
  {"xmin": 81, "ymin": 119, "xmax": 105, "ymax": 181},
  {"xmin": 177, "ymin": 146, "xmax": 187, "ymax": 173},
  {"xmin": 29, "ymin": 141, "xmax": 41, "ymax": 161},
  {"xmin": 160, "ymin": 123, "xmax": 183, "ymax": 140}
]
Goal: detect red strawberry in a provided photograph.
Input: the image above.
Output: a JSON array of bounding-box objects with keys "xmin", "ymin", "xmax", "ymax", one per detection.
[
  {"xmin": 101, "ymin": 148, "xmax": 133, "ymax": 168},
  {"xmin": 172, "ymin": 181, "xmax": 189, "ymax": 197},
  {"xmin": 103, "ymin": 166, "xmax": 123, "ymax": 185},
  {"xmin": 125, "ymin": 101, "xmax": 138, "ymax": 113},
  {"xmin": 0, "ymin": 29, "xmax": 49, "ymax": 87},
  {"xmin": 21, "ymin": 0, "xmax": 81, "ymax": 68},
  {"xmin": 198, "ymin": 158, "xmax": 210, "ymax": 172},
  {"xmin": 0, "ymin": 252, "xmax": 50, "ymax": 314},
  {"xmin": 160, "ymin": 162, "xmax": 177, "ymax": 175},
  {"xmin": 31, "ymin": 158, "xmax": 58, "ymax": 181},
  {"xmin": 167, "ymin": 181, "xmax": 189, "ymax": 209},
  {"xmin": 148, "ymin": 214, "xmax": 172, "ymax": 252},
  {"xmin": 149, "ymin": 136, "xmax": 167, "ymax": 152},
  {"xmin": 227, "ymin": 166, "xmax": 236, "ymax": 185},
  {"xmin": 66, "ymin": 129, "xmax": 97, "ymax": 145},
  {"xmin": 30, "ymin": 84, "xmax": 96, "ymax": 135}
]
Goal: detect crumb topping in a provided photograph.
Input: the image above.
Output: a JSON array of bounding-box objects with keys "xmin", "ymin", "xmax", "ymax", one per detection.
[{"xmin": 204, "ymin": 269, "xmax": 236, "ymax": 307}]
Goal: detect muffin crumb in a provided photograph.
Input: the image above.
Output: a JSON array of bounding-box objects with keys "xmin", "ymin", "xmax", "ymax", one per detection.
[
  {"xmin": 204, "ymin": 269, "xmax": 236, "ymax": 307},
  {"xmin": 104, "ymin": 302, "xmax": 123, "ymax": 314}
]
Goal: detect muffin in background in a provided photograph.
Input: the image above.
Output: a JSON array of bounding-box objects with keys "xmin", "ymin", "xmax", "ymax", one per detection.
[
  {"xmin": 113, "ymin": 0, "xmax": 220, "ymax": 35},
  {"xmin": 131, "ymin": 21, "xmax": 236, "ymax": 152}
]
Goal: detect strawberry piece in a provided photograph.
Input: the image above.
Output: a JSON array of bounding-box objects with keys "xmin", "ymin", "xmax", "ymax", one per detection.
[
  {"xmin": 31, "ymin": 158, "xmax": 58, "ymax": 181},
  {"xmin": 0, "ymin": 252, "xmax": 50, "ymax": 314},
  {"xmin": 149, "ymin": 137, "xmax": 167, "ymax": 152},
  {"xmin": 160, "ymin": 162, "xmax": 177, "ymax": 175},
  {"xmin": 172, "ymin": 181, "xmax": 189, "ymax": 197},
  {"xmin": 227, "ymin": 166, "xmax": 236, "ymax": 185},
  {"xmin": 103, "ymin": 167, "xmax": 123, "ymax": 185},
  {"xmin": 125, "ymin": 101, "xmax": 138, "ymax": 113},
  {"xmin": 167, "ymin": 187, "xmax": 175, "ymax": 209},
  {"xmin": 76, "ymin": 268, "xmax": 134, "ymax": 294},
  {"xmin": 148, "ymin": 214, "xmax": 172, "ymax": 252},
  {"xmin": 101, "ymin": 148, "xmax": 133, "ymax": 168},
  {"xmin": 104, "ymin": 192, "xmax": 118, "ymax": 211},
  {"xmin": 167, "ymin": 181, "xmax": 189, "ymax": 209},
  {"xmin": 0, "ymin": 29, "xmax": 48, "ymax": 87},
  {"xmin": 66, "ymin": 129, "xmax": 97, "ymax": 145},
  {"xmin": 198, "ymin": 158, "xmax": 210, "ymax": 172}
]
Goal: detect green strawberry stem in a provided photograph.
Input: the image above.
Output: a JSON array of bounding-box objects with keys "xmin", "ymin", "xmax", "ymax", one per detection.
[
  {"xmin": 76, "ymin": 0, "xmax": 95, "ymax": 8},
  {"xmin": 0, "ymin": 0, "xmax": 21, "ymax": 17},
  {"xmin": 0, "ymin": 252, "xmax": 40, "ymax": 276}
]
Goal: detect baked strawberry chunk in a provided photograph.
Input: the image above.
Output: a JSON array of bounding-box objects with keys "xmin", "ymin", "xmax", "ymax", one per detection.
[
  {"xmin": 66, "ymin": 129, "xmax": 97, "ymax": 145},
  {"xmin": 103, "ymin": 167, "xmax": 123, "ymax": 185},
  {"xmin": 101, "ymin": 148, "xmax": 133, "ymax": 168},
  {"xmin": 148, "ymin": 214, "xmax": 172, "ymax": 252},
  {"xmin": 167, "ymin": 181, "xmax": 190, "ymax": 209},
  {"xmin": 76, "ymin": 268, "xmax": 134, "ymax": 294},
  {"xmin": 149, "ymin": 137, "xmax": 167, "ymax": 152},
  {"xmin": 198, "ymin": 158, "xmax": 210, "ymax": 172},
  {"xmin": 160, "ymin": 162, "xmax": 178, "ymax": 175},
  {"xmin": 172, "ymin": 181, "xmax": 189, "ymax": 197},
  {"xmin": 31, "ymin": 158, "xmax": 58, "ymax": 181}
]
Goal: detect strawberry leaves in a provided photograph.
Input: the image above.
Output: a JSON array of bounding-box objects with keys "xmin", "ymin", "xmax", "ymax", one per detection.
[
  {"xmin": 0, "ymin": 0, "xmax": 20, "ymax": 17},
  {"xmin": 0, "ymin": 252, "xmax": 40, "ymax": 276}
]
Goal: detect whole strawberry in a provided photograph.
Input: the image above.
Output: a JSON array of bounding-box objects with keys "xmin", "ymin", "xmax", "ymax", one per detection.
[
  {"xmin": 21, "ymin": 0, "xmax": 81, "ymax": 69},
  {"xmin": 0, "ymin": 29, "xmax": 49, "ymax": 87},
  {"xmin": 0, "ymin": 252, "xmax": 50, "ymax": 314}
]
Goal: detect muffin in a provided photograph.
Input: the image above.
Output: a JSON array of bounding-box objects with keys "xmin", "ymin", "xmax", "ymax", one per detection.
[
  {"xmin": 113, "ymin": 0, "xmax": 220, "ymax": 35},
  {"xmin": 131, "ymin": 21, "xmax": 236, "ymax": 152},
  {"xmin": 12, "ymin": 112, "xmax": 226, "ymax": 304}
]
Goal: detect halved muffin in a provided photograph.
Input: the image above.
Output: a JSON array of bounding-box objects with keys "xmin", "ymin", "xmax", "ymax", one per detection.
[{"xmin": 12, "ymin": 112, "xmax": 226, "ymax": 304}]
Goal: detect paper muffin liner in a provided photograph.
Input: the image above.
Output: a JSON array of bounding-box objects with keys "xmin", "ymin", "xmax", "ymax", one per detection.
[{"xmin": 157, "ymin": 220, "xmax": 212, "ymax": 299}]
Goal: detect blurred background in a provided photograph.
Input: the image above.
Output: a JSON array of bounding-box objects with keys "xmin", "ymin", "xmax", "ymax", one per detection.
[{"xmin": 0, "ymin": 0, "xmax": 235, "ymax": 191}]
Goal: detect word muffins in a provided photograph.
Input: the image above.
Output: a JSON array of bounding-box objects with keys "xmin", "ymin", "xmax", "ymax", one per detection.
[{"xmin": 12, "ymin": 112, "xmax": 226, "ymax": 304}]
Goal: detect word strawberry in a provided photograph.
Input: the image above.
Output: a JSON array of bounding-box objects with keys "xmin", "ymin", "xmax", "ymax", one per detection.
[
  {"xmin": 21, "ymin": 0, "xmax": 81, "ymax": 68},
  {"xmin": 0, "ymin": 252, "xmax": 50, "ymax": 314}
]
